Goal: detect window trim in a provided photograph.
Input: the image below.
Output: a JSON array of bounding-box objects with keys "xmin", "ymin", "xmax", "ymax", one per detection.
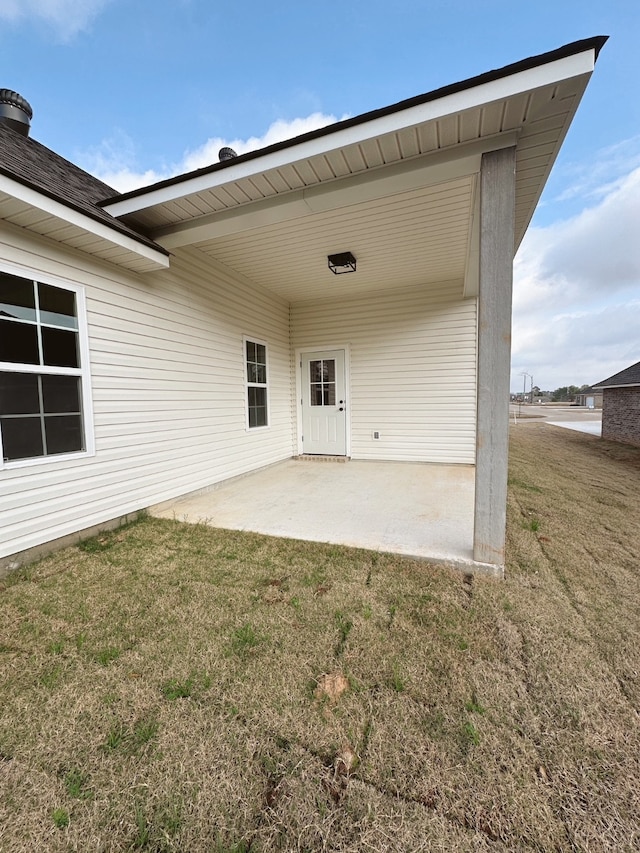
[
  {"xmin": 0, "ymin": 261, "xmax": 95, "ymax": 470},
  {"xmin": 243, "ymin": 335, "xmax": 270, "ymax": 431}
]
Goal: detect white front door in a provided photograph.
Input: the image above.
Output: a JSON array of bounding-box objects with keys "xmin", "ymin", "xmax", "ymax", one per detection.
[{"xmin": 301, "ymin": 349, "xmax": 347, "ymax": 455}]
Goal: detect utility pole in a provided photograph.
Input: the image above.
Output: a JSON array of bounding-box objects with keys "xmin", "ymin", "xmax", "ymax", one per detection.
[{"xmin": 520, "ymin": 372, "xmax": 532, "ymax": 409}]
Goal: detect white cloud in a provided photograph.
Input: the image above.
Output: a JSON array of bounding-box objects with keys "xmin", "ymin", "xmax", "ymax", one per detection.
[
  {"xmin": 553, "ymin": 136, "xmax": 640, "ymax": 204},
  {"xmin": 512, "ymin": 166, "xmax": 640, "ymax": 391},
  {"xmin": 0, "ymin": 0, "xmax": 112, "ymax": 41},
  {"xmin": 83, "ymin": 112, "xmax": 347, "ymax": 194}
]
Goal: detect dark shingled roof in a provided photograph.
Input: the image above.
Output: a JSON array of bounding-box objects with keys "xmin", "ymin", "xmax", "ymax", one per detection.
[
  {"xmin": 0, "ymin": 123, "xmax": 167, "ymax": 256},
  {"xmin": 593, "ymin": 360, "xmax": 640, "ymax": 389},
  {"xmin": 99, "ymin": 36, "xmax": 608, "ymax": 208}
]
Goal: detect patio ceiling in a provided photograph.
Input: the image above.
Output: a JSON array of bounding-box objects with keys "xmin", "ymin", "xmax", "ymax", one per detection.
[{"xmin": 103, "ymin": 39, "xmax": 604, "ymax": 303}]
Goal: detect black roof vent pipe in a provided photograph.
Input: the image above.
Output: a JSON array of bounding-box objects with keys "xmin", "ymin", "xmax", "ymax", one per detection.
[
  {"xmin": 0, "ymin": 90, "xmax": 33, "ymax": 136},
  {"xmin": 218, "ymin": 146, "xmax": 237, "ymax": 162}
]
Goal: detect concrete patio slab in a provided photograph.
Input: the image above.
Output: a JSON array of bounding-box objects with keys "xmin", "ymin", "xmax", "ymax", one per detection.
[
  {"xmin": 546, "ymin": 421, "xmax": 602, "ymax": 435},
  {"xmin": 150, "ymin": 459, "xmax": 476, "ymax": 566}
]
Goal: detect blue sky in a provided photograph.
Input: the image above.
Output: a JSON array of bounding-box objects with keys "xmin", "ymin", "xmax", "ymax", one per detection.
[{"xmin": 1, "ymin": 0, "xmax": 638, "ymax": 392}]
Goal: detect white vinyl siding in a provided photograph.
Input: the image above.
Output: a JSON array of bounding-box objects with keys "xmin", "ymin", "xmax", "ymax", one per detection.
[
  {"xmin": 291, "ymin": 281, "xmax": 476, "ymax": 463},
  {"xmin": 0, "ymin": 228, "xmax": 293, "ymax": 561}
]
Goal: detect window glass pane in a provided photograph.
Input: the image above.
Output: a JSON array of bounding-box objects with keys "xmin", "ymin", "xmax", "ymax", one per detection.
[
  {"xmin": 247, "ymin": 363, "xmax": 259, "ymax": 383},
  {"xmin": 324, "ymin": 360, "xmax": 335, "ymax": 382},
  {"xmin": 0, "ymin": 372, "xmax": 40, "ymax": 415},
  {"xmin": 0, "ymin": 273, "xmax": 36, "ymax": 322},
  {"xmin": 44, "ymin": 414, "xmax": 84, "ymax": 455},
  {"xmin": 247, "ymin": 387, "xmax": 267, "ymax": 427},
  {"xmin": 38, "ymin": 283, "xmax": 77, "ymax": 329},
  {"xmin": 310, "ymin": 384, "xmax": 323, "ymax": 406},
  {"xmin": 1, "ymin": 416, "xmax": 43, "ymax": 461},
  {"xmin": 248, "ymin": 387, "xmax": 266, "ymax": 407},
  {"xmin": 42, "ymin": 375, "xmax": 81, "ymax": 413},
  {"xmin": 324, "ymin": 385, "xmax": 336, "ymax": 406},
  {"xmin": 310, "ymin": 360, "xmax": 322, "ymax": 383},
  {"xmin": 0, "ymin": 318, "xmax": 39, "ymax": 364},
  {"xmin": 254, "ymin": 364, "xmax": 266, "ymax": 384},
  {"xmin": 246, "ymin": 340, "xmax": 256, "ymax": 363},
  {"xmin": 248, "ymin": 405, "xmax": 267, "ymax": 427},
  {"xmin": 255, "ymin": 344, "xmax": 266, "ymax": 365},
  {"xmin": 41, "ymin": 327, "xmax": 79, "ymax": 368}
]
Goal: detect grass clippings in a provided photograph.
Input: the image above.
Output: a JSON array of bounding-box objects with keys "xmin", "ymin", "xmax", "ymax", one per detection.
[{"xmin": 1, "ymin": 423, "xmax": 639, "ymax": 851}]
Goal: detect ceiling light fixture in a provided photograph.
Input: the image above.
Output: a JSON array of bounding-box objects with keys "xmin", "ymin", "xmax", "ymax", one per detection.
[{"xmin": 327, "ymin": 251, "xmax": 357, "ymax": 274}]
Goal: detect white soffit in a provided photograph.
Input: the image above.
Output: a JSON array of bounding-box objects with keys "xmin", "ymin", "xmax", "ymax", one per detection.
[{"xmin": 189, "ymin": 175, "xmax": 476, "ymax": 303}]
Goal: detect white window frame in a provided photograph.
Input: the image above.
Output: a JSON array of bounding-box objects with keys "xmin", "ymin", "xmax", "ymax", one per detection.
[
  {"xmin": 243, "ymin": 335, "xmax": 270, "ymax": 431},
  {"xmin": 0, "ymin": 260, "xmax": 95, "ymax": 470}
]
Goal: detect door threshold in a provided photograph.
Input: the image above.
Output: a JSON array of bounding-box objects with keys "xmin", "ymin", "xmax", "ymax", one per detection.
[{"xmin": 295, "ymin": 455, "xmax": 350, "ymax": 463}]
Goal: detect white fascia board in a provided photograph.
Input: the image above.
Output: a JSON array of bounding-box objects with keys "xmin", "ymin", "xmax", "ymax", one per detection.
[
  {"xmin": 0, "ymin": 175, "xmax": 170, "ymax": 269},
  {"xmin": 592, "ymin": 383, "xmax": 640, "ymax": 390},
  {"xmin": 155, "ymin": 133, "xmax": 518, "ymax": 249},
  {"xmin": 104, "ymin": 49, "xmax": 596, "ymax": 220}
]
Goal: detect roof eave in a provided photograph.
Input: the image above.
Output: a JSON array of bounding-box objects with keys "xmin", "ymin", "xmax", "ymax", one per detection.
[
  {"xmin": 101, "ymin": 37, "xmax": 606, "ymax": 220},
  {"xmin": 0, "ymin": 173, "xmax": 170, "ymax": 272}
]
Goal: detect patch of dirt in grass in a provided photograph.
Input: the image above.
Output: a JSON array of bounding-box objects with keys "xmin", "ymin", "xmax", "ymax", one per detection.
[
  {"xmin": 314, "ymin": 672, "xmax": 349, "ymax": 704},
  {"xmin": 1, "ymin": 425, "xmax": 639, "ymax": 851}
]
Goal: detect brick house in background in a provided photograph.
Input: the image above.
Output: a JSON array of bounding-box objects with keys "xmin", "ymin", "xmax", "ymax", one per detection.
[
  {"xmin": 574, "ymin": 387, "xmax": 603, "ymax": 409},
  {"xmin": 593, "ymin": 361, "xmax": 640, "ymax": 447}
]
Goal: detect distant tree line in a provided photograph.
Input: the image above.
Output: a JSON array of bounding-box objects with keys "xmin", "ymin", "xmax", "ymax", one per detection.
[
  {"xmin": 550, "ymin": 384, "xmax": 591, "ymax": 402},
  {"xmin": 511, "ymin": 384, "xmax": 592, "ymax": 403}
]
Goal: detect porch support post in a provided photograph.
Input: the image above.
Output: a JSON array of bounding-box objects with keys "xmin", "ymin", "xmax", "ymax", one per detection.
[{"xmin": 473, "ymin": 146, "xmax": 516, "ymax": 567}]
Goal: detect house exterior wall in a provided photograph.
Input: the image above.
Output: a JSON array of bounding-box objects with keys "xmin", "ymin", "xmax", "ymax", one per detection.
[
  {"xmin": 601, "ymin": 388, "xmax": 640, "ymax": 447},
  {"xmin": 0, "ymin": 228, "xmax": 293, "ymax": 563},
  {"xmin": 290, "ymin": 281, "xmax": 477, "ymax": 463},
  {"xmin": 575, "ymin": 392, "xmax": 603, "ymax": 408}
]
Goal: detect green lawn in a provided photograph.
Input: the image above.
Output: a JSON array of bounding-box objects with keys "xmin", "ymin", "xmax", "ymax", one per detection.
[{"xmin": 1, "ymin": 423, "xmax": 639, "ymax": 852}]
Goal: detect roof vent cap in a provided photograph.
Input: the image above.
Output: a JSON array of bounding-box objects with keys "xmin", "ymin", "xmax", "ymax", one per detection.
[
  {"xmin": 218, "ymin": 146, "xmax": 237, "ymax": 162},
  {"xmin": 0, "ymin": 89, "xmax": 32, "ymax": 136}
]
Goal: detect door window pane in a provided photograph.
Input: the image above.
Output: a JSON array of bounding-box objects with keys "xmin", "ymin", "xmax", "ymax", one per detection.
[
  {"xmin": 324, "ymin": 385, "xmax": 336, "ymax": 406},
  {"xmin": 309, "ymin": 359, "xmax": 336, "ymax": 407}
]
